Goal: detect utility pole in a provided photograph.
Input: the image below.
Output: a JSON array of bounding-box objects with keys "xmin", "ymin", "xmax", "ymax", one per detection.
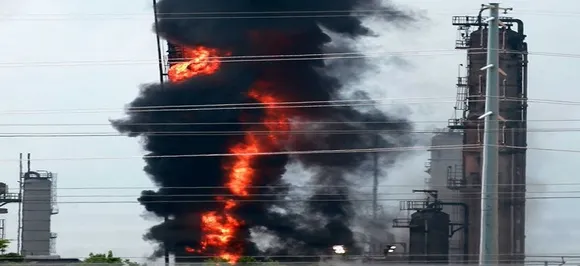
[
  {"xmin": 16, "ymin": 153, "xmax": 22, "ymax": 254},
  {"xmin": 478, "ymin": 3, "xmax": 511, "ymax": 265},
  {"xmin": 152, "ymin": 0, "xmax": 165, "ymax": 86},
  {"xmin": 372, "ymin": 134, "xmax": 379, "ymax": 220},
  {"xmin": 164, "ymin": 215, "xmax": 170, "ymax": 266},
  {"xmin": 371, "ymin": 134, "xmax": 380, "ymax": 255}
]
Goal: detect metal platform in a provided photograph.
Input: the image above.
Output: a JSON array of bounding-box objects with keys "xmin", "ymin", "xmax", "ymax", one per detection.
[
  {"xmin": 0, "ymin": 192, "xmax": 21, "ymax": 207},
  {"xmin": 448, "ymin": 118, "xmax": 465, "ymax": 129},
  {"xmin": 452, "ymin": 15, "xmax": 516, "ymax": 49},
  {"xmin": 392, "ymin": 218, "xmax": 411, "ymax": 228},
  {"xmin": 452, "ymin": 15, "xmax": 514, "ymax": 26},
  {"xmin": 399, "ymin": 200, "xmax": 429, "ymax": 211}
]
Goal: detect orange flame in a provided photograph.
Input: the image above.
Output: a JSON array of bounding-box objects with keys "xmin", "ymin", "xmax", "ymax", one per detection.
[
  {"xmin": 187, "ymin": 199, "xmax": 243, "ymax": 263},
  {"xmin": 168, "ymin": 46, "xmax": 223, "ymax": 83},
  {"xmin": 173, "ymin": 50, "xmax": 289, "ymax": 263},
  {"xmin": 170, "ymin": 46, "xmax": 242, "ymax": 262},
  {"xmin": 226, "ymin": 136, "xmax": 259, "ymax": 196},
  {"xmin": 248, "ymin": 88, "xmax": 291, "ymax": 141},
  {"xmin": 197, "ymin": 82, "xmax": 289, "ymax": 263},
  {"xmin": 224, "ymin": 83, "xmax": 290, "ymax": 198}
]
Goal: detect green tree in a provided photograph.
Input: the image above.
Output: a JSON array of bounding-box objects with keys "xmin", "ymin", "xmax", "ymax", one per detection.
[
  {"xmin": 203, "ymin": 256, "xmax": 280, "ymax": 266},
  {"xmin": 0, "ymin": 239, "xmax": 23, "ymax": 263},
  {"xmin": 237, "ymin": 257, "xmax": 258, "ymax": 265},
  {"xmin": 262, "ymin": 258, "xmax": 280, "ymax": 266},
  {"xmin": 203, "ymin": 257, "xmax": 229, "ymax": 266},
  {"xmin": 0, "ymin": 239, "xmax": 9, "ymax": 254},
  {"xmin": 83, "ymin": 250, "xmax": 140, "ymax": 266}
]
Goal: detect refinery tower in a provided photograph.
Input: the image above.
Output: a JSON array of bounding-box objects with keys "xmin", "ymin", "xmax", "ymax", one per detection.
[
  {"xmin": 447, "ymin": 14, "xmax": 528, "ymax": 263},
  {"xmin": 0, "ymin": 154, "xmax": 59, "ymax": 257},
  {"xmin": 396, "ymin": 12, "xmax": 528, "ymax": 264}
]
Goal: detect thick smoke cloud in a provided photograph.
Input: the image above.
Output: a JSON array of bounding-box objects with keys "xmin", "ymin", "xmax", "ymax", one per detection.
[{"xmin": 112, "ymin": 0, "xmax": 414, "ymax": 261}]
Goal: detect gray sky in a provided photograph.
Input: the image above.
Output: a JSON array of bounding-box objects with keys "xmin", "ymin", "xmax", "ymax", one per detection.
[{"xmin": 0, "ymin": 0, "xmax": 578, "ymax": 260}]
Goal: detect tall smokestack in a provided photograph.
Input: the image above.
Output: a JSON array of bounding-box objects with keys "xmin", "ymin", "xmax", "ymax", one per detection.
[{"xmin": 112, "ymin": 0, "xmax": 414, "ymax": 262}]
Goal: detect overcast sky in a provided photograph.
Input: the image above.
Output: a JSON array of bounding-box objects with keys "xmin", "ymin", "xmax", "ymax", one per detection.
[{"xmin": 0, "ymin": 0, "xmax": 579, "ymax": 261}]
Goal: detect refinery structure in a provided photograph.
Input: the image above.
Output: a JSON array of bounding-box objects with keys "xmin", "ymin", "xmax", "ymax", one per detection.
[
  {"xmin": 148, "ymin": 4, "xmax": 530, "ymax": 264},
  {"xmin": 0, "ymin": 3, "xmax": 530, "ymax": 265},
  {"xmin": 393, "ymin": 12, "xmax": 528, "ymax": 264},
  {"xmin": 143, "ymin": 2, "xmax": 531, "ymax": 264},
  {"xmin": 451, "ymin": 14, "xmax": 527, "ymax": 263},
  {"xmin": 0, "ymin": 154, "xmax": 61, "ymax": 259}
]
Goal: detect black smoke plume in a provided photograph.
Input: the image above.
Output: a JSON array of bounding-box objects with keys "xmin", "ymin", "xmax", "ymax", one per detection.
[{"xmin": 112, "ymin": 0, "xmax": 414, "ymax": 261}]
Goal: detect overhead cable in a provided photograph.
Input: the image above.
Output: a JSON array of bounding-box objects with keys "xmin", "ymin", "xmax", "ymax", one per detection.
[
  {"xmin": 0, "ymin": 96, "xmax": 567, "ymax": 115},
  {"xmin": 0, "ymin": 144, "xmax": 575, "ymax": 162},
  {"xmin": 2, "ymin": 50, "xmax": 577, "ymax": 68}
]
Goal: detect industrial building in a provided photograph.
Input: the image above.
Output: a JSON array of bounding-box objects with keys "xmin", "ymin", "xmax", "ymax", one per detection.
[
  {"xmin": 448, "ymin": 14, "xmax": 528, "ymax": 264},
  {"xmin": 394, "ymin": 13, "xmax": 528, "ymax": 264},
  {"xmin": 150, "ymin": 2, "xmax": 529, "ymax": 264},
  {"xmin": 0, "ymin": 154, "xmax": 59, "ymax": 257},
  {"xmin": 425, "ymin": 130, "xmax": 465, "ymax": 259},
  {"xmin": 21, "ymin": 170, "xmax": 59, "ymax": 256},
  {"xmin": 393, "ymin": 189, "xmax": 468, "ymax": 263},
  {"xmin": 0, "ymin": 182, "xmax": 21, "ymax": 240}
]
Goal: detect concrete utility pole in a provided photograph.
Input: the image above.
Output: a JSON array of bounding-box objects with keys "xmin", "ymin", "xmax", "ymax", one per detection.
[
  {"xmin": 372, "ymin": 134, "xmax": 379, "ymax": 220},
  {"xmin": 371, "ymin": 134, "xmax": 380, "ymax": 255},
  {"xmin": 478, "ymin": 3, "xmax": 510, "ymax": 265}
]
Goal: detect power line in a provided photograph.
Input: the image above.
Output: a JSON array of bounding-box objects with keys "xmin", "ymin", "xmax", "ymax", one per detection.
[
  {"xmin": 0, "ymin": 48, "xmax": 527, "ymax": 65},
  {"xmin": 0, "ymin": 50, "xmax": 473, "ymax": 67},
  {"xmin": 4, "ymin": 182, "xmax": 575, "ymax": 192},
  {"xmin": 0, "ymin": 50, "xmax": 464, "ymax": 67},
  {"xmin": 16, "ymin": 190, "xmax": 580, "ymax": 199},
  {"xmin": 0, "ymin": 11, "xmax": 414, "ymax": 21},
  {"xmin": 0, "ymin": 96, "xmax": 565, "ymax": 115},
  {"xmin": 0, "ymin": 144, "xmax": 472, "ymax": 162},
  {"xmin": 0, "ymin": 96, "xmax": 458, "ymax": 114},
  {"xmin": 0, "ymin": 118, "xmax": 577, "ymax": 127},
  {"xmin": 0, "ymin": 9, "xmax": 487, "ymax": 17},
  {"xmin": 0, "ymin": 48, "xmax": 460, "ymax": 63},
  {"xmin": 0, "ymin": 144, "xmax": 573, "ymax": 163},
  {"xmin": 1, "ymin": 50, "xmax": 576, "ymax": 68},
  {"xmin": 3, "ymin": 8, "xmax": 580, "ymax": 20},
  {"xmin": 10, "ymin": 196, "xmax": 580, "ymax": 204},
  {"xmin": 0, "ymin": 127, "xmax": 579, "ymax": 138},
  {"xmin": 0, "ymin": 125, "xmax": 573, "ymax": 138},
  {"xmin": 0, "ymin": 253, "xmax": 576, "ymax": 261},
  {"xmin": 5, "ymin": 182, "xmax": 579, "ymax": 192}
]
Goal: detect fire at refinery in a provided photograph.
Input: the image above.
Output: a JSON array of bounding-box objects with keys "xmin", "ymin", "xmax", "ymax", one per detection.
[
  {"xmin": 112, "ymin": 0, "xmax": 414, "ymax": 263},
  {"xmin": 166, "ymin": 47, "xmax": 291, "ymax": 262},
  {"xmin": 167, "ymin": 46, "xmax": 226, "ymax": 83}
]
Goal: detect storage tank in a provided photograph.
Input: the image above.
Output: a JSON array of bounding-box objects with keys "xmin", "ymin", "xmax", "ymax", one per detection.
[
  {"xmin": 408, "ymin": 209, "xmax": 450, "ymax": 263},
  {"xmin": 21, "ymin": 171, "xmax": 54, "ymax": 256}
]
